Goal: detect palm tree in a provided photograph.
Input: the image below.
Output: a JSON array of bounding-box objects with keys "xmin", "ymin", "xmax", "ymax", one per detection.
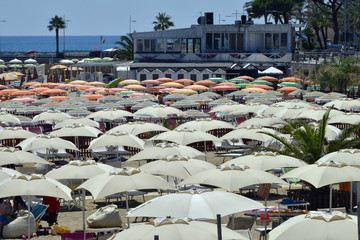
[
  {"xmin": 152, "ymin": 12, "xmax": 174, "ymax": 31},
  {"xmin": 112, "ymin": 34, "xmax": 133, "ymax": 60},
  {"xmin": 258, "ymin": 108, "xmax": 360, "ymax": 164},
  {"xmin": 47, "ymin": 15, "xmax": 66, "ymax": 58}
]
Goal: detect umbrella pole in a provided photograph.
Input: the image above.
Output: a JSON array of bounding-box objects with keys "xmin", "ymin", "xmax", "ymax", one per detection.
[
  {"xmin": 216, "ymin": 214, "xmax": 222, "ymax": 240},
  {"xmin": 231, "ymin": 214, "xmax": 235, "ymax": 230},
  {"xmin": 82, "ymin": 188, "xmax": 86, "ymax": 232},
  {"xmin": 204, "ymin": 141, "xmax": 207, "ymax": 161},
  {"xmin": 27, "ymin": 196, "xmax": 30, "ymax": 240},
  {"xmin": 117, "ymin": 146, "xmax": 121, "ymax": 168},
  {"xmin": 329, "ymin": 184, "xmax": 333, "ymax": 211},
  {"xmin": 264, "ymin": 198, "xmax": 268, "ymax": 240},
  {"xmin": 350, "ymin": 182, "xmax": 353, "ymax": 213},
  {"xmin": 126, "ymin": 191, "xmax": 130, "ymax": 228},
  {"xmin": 356, "ymin": 182, "xmax": 360, "ymax": 240}
]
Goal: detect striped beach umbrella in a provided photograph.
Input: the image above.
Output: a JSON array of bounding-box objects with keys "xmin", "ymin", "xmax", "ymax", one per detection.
[
  {"xmin": 209, "ymin": 98, "xmax": 236, "ymax": 107},
  {"xmin": 170, "ymin": 100, "xmax": 199, "ymax": 109},
  {"xmin": 156, "ymin": 77, "xmax": 173, "ymax": 83},
  {"xmin": 164, "ymin": 93, "xmax": 187, "ymax": 101},
  {"xmin": 116, "ymin": 99, "xmax": 139, "ymax": 106},
  {"xmin": 315, "ymin": 94, "xmax": 344, "ymax": 104},
  {"xmin": 81, "ymin": 94, "xmax": 104, "ymax": 100},
  {"xmin": 16, "ymin": 106, "xmax": 44, "ymax": 114},
  {"xmin": 277, "ymin": 87, "xmax": 299, "ymax": 93},
  {"xmin": 184, "ymin": 85, "xmax": 209, "ymax": 91},
  {"xmin": 171, "ymin": 89, "xmax": 198, "ymax": 94},
  {"xmin": 141, "ymin": 79, "xmax": 161, "ymax": 85},
  {"xmin": 257, "ymin": 76, "xmax": 278, "ymax": 81},
  {"xmin": 160, "ymin": 82, "xmax": 184, "ymax": 88},
  {"xmin": 279, "ymin": 77, "xmax": 303, "ymax": 82},
  {"xmin": 186, "ymin": 95, "xmax": 212, "ymax": 103},
  {"xmin": 174, "ymin": 79, "xmax": 195, "ymax": 84},
  {"xmin": 246, "ymin": 97, "xmax": 273, "ymax": 105},
  {"xmin": 195, "ymin": 80, "xmax": 216, "ymax": 86},
  {"xmin": 247, "ymin": 84, "xmax": 273, "ymax": 90},
  {"xmin": 121, "ymin": 79, "xmax": 140, "ymax": 85},
  {"xmin": 234, "ymin": 83, "xmax": 251, "ymax": 88},
  {"xmin": 131, "ymin": 101, "xmax": 157, "ymax": 111},
  {"xmin": 67, "ymin": 108, "xmax": 92, "ymax": 117},
  {"xmin": 198, "ymin": 92, "xmax": 221, "ymax": 99},
  {"xmin": 205, "ymin": 77, "xmax": 227, "ymax": 83},
  {"xmin": 251, "ymin": 79, "xmax": 272, "ymax": 85},
  {"xmin": 229, "ymin": 78, "xmax": 250, "ymax": 84},
  {"xmin": 184, "ymin": 110, "xmax": 209, "ymax": 118},
  {"xmin": 98, "ymin": 95, "xmax": 122, "ymax": 102},
  {"xmin": 14, "ymin": 115, "xmax": 33, "ymax": 125}
]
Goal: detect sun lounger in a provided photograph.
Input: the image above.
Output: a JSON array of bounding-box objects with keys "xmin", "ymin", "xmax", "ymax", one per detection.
[
  {"xmin": 31, "ymin": 203, "xmax": 49, "ymax": 224},
  {"xmin": 105, "ymin": 190, "xmax": 147, "ymax": 205}
]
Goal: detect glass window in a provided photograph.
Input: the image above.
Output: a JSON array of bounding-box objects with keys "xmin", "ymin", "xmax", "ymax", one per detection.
[
  {"xmin": 152, "ymin": 74, "xmax": 159, "ymax": 79},
  {"xmin": 155, "ymin": 39, "xmax": 163, "ymax": 52},
  {"xmin": 190, "ymin": 74, "xmax": 197, "ymax": 81},
  {"xmin": 203, "ymin": 74, "xmax": 209, "ymax": 80},
  {"xmin": 281, "ymin": 33, "xmax": 288, "ymax": 49},
  {"xmin": 187, "ymin": 39, "xmax": 194, "ymax": 53},
  {"xmin": 237, "ymin": 33, "xmax": 243, "ymax": 50},
  {"xmin": 136, "ymin": 39, "xmax": 143, "ymax": 52},
  {"xmin": 273, "ymin": 33, "xmax": 280, "ymax": 49},
  {"xmin": 257, "ymin": 33, "xmax": 264, "ymax": 51},
  {"xmin": 144, "ymin": 39, "xmax": 151, "ymax": 52},
  {"xmin": 165, "ymin": 74, "xmax": 172, "ymax": 79},
  {"xmin": 214, "ymin": 33, "xmax": 221, "ymax": 50},
  {"xmin": 229, "ymin": 33, "xmax": 236, "ymax": 50},
  {"xmin": 223, "ymin": 33, "xmax": 229, "ymax": 50},
  {"xmin": 178, "ymin": 74, "xmax": 184, "ymax": 79},
  {"xmin": 206, "ymin": 33, "xmax": 213, "ymax": 49},
  {"xmin": 167, "ymin": 39, "xmax": 180, "ymax": 52},
  {"xmin": 194, "ymin": 39, "xmax": 201, "ymax": 53},
  {"xmin": 182, "ymin": 39, "xmax": 187, "ymax": 53},
  {"xmin": 140, "ymin": 74, "xmax": 147, "ymax": 81},
  {"xmin": 265, "ymin": 33, "xmax": 272, "ymax": 50}
]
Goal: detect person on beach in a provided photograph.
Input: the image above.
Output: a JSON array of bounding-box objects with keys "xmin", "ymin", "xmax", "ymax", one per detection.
[
  {"xmin": 0, "ymin": 198, "xmax": 12, "ymax": 237},
  {"xmin": 12, "ymin": 196, "xmax": 26, "ymax": 216}
]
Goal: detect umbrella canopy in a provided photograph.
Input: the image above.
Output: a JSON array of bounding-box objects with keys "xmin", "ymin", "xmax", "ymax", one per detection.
[
  {"xmin": 0, "ymin": 174, "xmax": 72, "ymax": 200},
  {"xmin": 77, "ymin": 167, "xmax": 176, "ymax": 200},
  {"xmin": 281, "ymin": 160, "xmax": 360, "ymax": 188},
  {"xmin": 128, "ymin": 143, "xmax": 205, "ymax": 161},
  {"xmin": 176, "ymin": 118, "xmax": 235, "ymax": 132},
  {"xmin": 17, "ymin": 134, "xmax": 79, "ymax": 151},
  {"xmin": 294, "ymin": 108, "xmax": 343, "ymax": 122},
  {"xmin": 328, "ymin": 113, "xmax": 360, "ymax": 125},
  {"xmin": 0, "ymin": 112, "xmax": 20, "ymax": 124},
  {"xmin": 269, "ymin": 211, "xmax": 357, "ymax": 240},
  {"xmin": 88, "ymin": 131, "xmax": 145, "ymax": 150},
  {"xmin": 51, "ymin": 123, "xmax": 101, "ymax": 138},
  {"xmin": 50, "ymin": 65, "xmax": 67, "ymax": 70},
  {"xmin": 110, "ymin": 217, "xmax": 245, "ymax": 240},
  {"xmin": 237, "ymin": 116, "xmax": 286, "ymax": 128},
  {"xmin": 150, "ymin": 128, "xmax": 220, "ymax": 145},
  {"xmin": 134, "ymin": 105, "xmax": 185, "ymax": 118},
  {"xmin": 128, "ymin": 188, "xmax": 264, "ymax": 219},
  {"xmin": 139, "ymin": 155, "xmax": 215, "ymax": 179},
  {"xmin": 179, "ymin": 164, "xmax": 286, "ymax": 192},
  {"xmin": 323, "ymin": 99, "xmax": 360, "ymax": 110},
  {"xmin": 111, "ymin": 122, "xmax": 169, "ymax": 135},
  {"xmin": 0, "ymin": 167, "xmax": 21, "ymax": 182},
  {"xmin": 32, "ymin": 110, "xmax": 71, "ymax": 122},
  {"xmin": 221, "ymin": 126, "xmax": 278, "ymax": 145},
  {"xmin": 53, "ymin": 117, "xmax": 99, "ymax": 129},
  {"xmin": 222, "ymin": 151, "xmax": 307, "ymax": 171},
  {"xmin": 317, "ymin": 149, "xmax": 360, "ymax": 167},
  {"xmin": 0, "ymin": 127, "xmax": 35, "ymax": 140},
  {"xmin": 45, "ymin": 160, "xmax": 113, "ymax": 180},
  {"xmin": 87, "ymin": 109, "xmax": 134, "ymax": 121},
  {"xmin": 0, "ymin": 147, "xmax": 50, "ymax": 166}
]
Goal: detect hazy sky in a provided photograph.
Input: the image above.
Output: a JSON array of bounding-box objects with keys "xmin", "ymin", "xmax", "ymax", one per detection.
[{"xmin": 0, "ymin": 0, "xmax": 256, "ymax": 36}]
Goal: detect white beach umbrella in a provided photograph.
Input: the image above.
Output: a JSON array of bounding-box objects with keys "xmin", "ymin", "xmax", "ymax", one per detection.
[
  {"xmin": 179, "ymin": 164, "xmax": 287, "ymax": 192},
  {"xmin": 51, "ymin": 123, "xmax": 101, "ymax": 137},
  {"xmin": 0, "ymin": 147, "xmax": 50, "ymax": 166},
  {"xmin": 0, "ymin": 167, "xmax": 22, "ymax": 181},
  {"xmin": 328, "ymin": 113, "xmax": 360, "ymax": 125},
  {"xmin": 237, "ymin": 116, "xmax": 286, "ymax": 128},
  {"xmin": 222, "ymin": 151, "xmax": 307, "ymax": 171},
  {"xmin": 9, "ymin": 58, "xmax": 22, "ymax": 64},
  {"xmin": 134, "ymin": 105, "xmax": 185, "ymax": 118},
  {"xmin": 150, "ymin": 128, "xmax": 220, "ymax": 145},
  {"xmin": 221, "ymin": 126, "xmax": 277, "ymax": 145},
  {"xmin": 127, "ymin": 188, "xmax": 264, "ymax": 220},
  {"xmin": 293, "ymin": 108, "xmax": 343, "ymax": 122},
  {"xmin": 269, "ymin": 211, "xmax": 358, "ymax": 240},
  {"xmin": 17, "ymin": 134, "xmax": 79, "ymax": 151},
  {"xmin": 45, "ymin": 160, "xmax": 114, "ymax": 231},
  {"xmin": 110, "ymin": 121, "xmax": 169, "ymax": 135},
  {"xmin": 176, "ymin": 118, "xmax": 235, "ymax": 132},
  {"xmin": 0, "ymin": 112, "xmax": 20, "ymax": 124},
  {"xmin": 109, "ymin": 217, "xmax": 246, "ymax": 240},
  {"xmin": 139, "ymin": 155, "xmax": 215, "ymax": 179},
  {"xmin": 0, "ymin": 174, "xmax": 72, "ymax": 240},
  {"xmin": 53, "ymin": 117, "xmax": 100, "ymax": 129},
  {"xmin": 323, "ymin": 98, "xmax": 360, "ymax": 110},
  {"xmin": 87, "ymin": 109, "xmax": 134, "ymax": 121},
  {"xmin": 317, "ymin": 149, "xmax": 360, "ymax": 167},
  {"xmin": 0, "ymin": 127, "xmax": 36, "ymax": 140},
  {"xmin": 32, "ymin": 110, "xmax": 71, "ymax": 123},
  {"xmin": 127, "ymin": 143, "xmax": 205, "ymax": 162},
  {"xmin": 24, "ymin": 58, "xmax": 37, "ymax": 64},
  {"xmin": 272, "ymin": 106, "xmax": 305, "ymax": 120}
]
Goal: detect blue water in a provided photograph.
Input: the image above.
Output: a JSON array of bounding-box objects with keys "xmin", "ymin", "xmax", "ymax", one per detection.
[{"xmin": 0, "ymin": 36, "xmax": 121, "ymax": 52}]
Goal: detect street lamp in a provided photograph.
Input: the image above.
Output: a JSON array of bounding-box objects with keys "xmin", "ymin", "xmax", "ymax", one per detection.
[
  {"xmin": 63, "ymin": 17, "xmax": 70, "ymax": 57},
  {"xmin": 129, "ymin": 15, "xmax": 136, "ymax": 34},
  {"xmin": 0, "ymin": 20, "xmax": 6, "ymax": 58}
]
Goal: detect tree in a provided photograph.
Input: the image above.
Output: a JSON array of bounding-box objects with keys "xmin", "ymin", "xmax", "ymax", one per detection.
[
  {"xmin": 112, "ymin": 34, "xmax": 134, "ymax": 60},
  {"xmin": 47, "ymin": 15, "xmax": 67, "ymax": 58},
  {"xmin": 152, "ymin": 12, "xmax": 174, "ymax": 31},
  {"xmin": 258, "ymin": 108, "xmax": 360, "ymax": 164}
]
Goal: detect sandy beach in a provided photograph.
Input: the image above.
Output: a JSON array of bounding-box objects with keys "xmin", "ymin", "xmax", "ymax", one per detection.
[{"xmin": 31, "ymin": 152, "xmax": 291, "ymax": 240}]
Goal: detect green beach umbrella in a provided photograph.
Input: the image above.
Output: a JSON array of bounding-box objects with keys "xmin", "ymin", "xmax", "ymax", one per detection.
[
  {"xmin": 118, "ymin": 90, "xmax": 136, "ymax": 95},
  {"xmin": 24, "ymin": 64, "xmax": 36, "ymax": 68},
  {"xmin": 105, "ymin": 78, "xmax": 122, "ymax": 88},
  {"xmin": 251, "ymin": 79, "xmax": 272, "ymax": 85},
  {"xmin": 9, "ymin": 64, "xmax": 22, "ymax": 68},
  {"xmin": 229, "ymin": 78, "xmax": 250, "ymax": 84},
  {"xmin": 278, "ymin": 82, "xmax": 302, "ymax": 87},
  {"xmin": 92, "ymin": 58, "xmax": 102, "ymax": 61},
  {"xmin": 0, "ymin": 65, "xmax": 6, "ymax": 69},
  {"xmin": 234, "ymin": 83, "xmax": 251, "ymax": 88},
  {"xmin": 205, "ymin": 77, "xmax": 227, "ymax": 82},
  {"xmin": 102, "ymin": 57, "xmax": 113, "ymax": 61}
]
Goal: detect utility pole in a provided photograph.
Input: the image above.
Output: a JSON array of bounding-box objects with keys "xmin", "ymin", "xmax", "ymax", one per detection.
[
  {"xmin": 129, "ymin": 15, "xmax": 136, "ymax": 34},
  {"xmin": 63, "ymin": 16, "xmax": 70, "ymax": 57}
]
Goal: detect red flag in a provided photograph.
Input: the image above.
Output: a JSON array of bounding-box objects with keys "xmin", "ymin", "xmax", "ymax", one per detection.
[{"xmin": 101, "ymin": 36, "xmax": 105, "ymax": 44}]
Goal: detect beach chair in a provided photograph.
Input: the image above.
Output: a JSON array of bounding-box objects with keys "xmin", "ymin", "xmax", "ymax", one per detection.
[
  {"xmin": 31, "ymin": 203, "xmax": 49, "ymax": 224},
  {"xmin": 282, "ymin": 167, "xmax": 301, "ymax": 188},
  {"xmin": 226, "ymin": 216, "xmax": 255, "ymax": 240}
]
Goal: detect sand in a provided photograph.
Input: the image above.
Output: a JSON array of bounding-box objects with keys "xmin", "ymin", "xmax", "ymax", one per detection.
[{"xmin": 32, "ymin": 152, "xmax": 292, "ymax": 240}]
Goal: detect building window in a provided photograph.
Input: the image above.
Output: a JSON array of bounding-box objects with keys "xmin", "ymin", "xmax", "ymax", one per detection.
[
  {"xmin": 206, "ymin": 33, "xmax": 213, "ymax": 50},
  {"xmin": 281, "ymin": 33, "xmax": 288, "ymax": 49},
  {"xmin": 215, "ymin": 74, "xmax": 222, "ymax": 77},
  {"xmin": 155, "ymin": 39, "xmax": 164, "ymax": 52},
  {"xmin": 167, "ymin": 39, "xmax": 180, "ymax": 52},
  {"xmin": 152, "ymin": 74, "xmax": 159, "ymax": 79},
  {"xmin": 273, "ymin": 33, "xmax": 280, "ymax": 49},
  {"xmin": 165, "ymin": 74, "xmax": 172, "ymax": 79},
  {"xmin": 190, "ymin": 74, "xmax": 197, "ymax": 81},
  {"xmin": 136, "ymin": 39, "xmax": 143, "ymax": 52},
  {"xmin": 213, "ymin": 33, "xmax": 221, "ymax": 50},
  {"xmin": 236, "ymin": 33, "xmax": 243, "ymax": 50},
  {"xmin": 203, "ymin": 74, "xmax": 209, "ymax": 80},
  {"xmin": 194, "ymin": 39, "xmax": 201, "ymax": 53},
  {"xmin": 140, "ymin": 74, "xmax": 147, "ymax": 81},
  {"xmin": 181, "ymin": 38, "xmax": 201, "ymax": 53},
  {"xmin": 144, "ymin": 39, "xmax": 151, "ymax": 52},
  {"xmin": 178, "ymin": 74, "xmax": 184, "ymax": 79},
  {"xmin": 265, "ymin": 33, "xmax": 272, "ymax": 50}
]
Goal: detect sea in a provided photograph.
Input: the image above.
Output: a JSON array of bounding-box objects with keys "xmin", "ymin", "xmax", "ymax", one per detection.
[{"xmin": 0, "ymin": 36, "xmax": 122, "ymax": 53}]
